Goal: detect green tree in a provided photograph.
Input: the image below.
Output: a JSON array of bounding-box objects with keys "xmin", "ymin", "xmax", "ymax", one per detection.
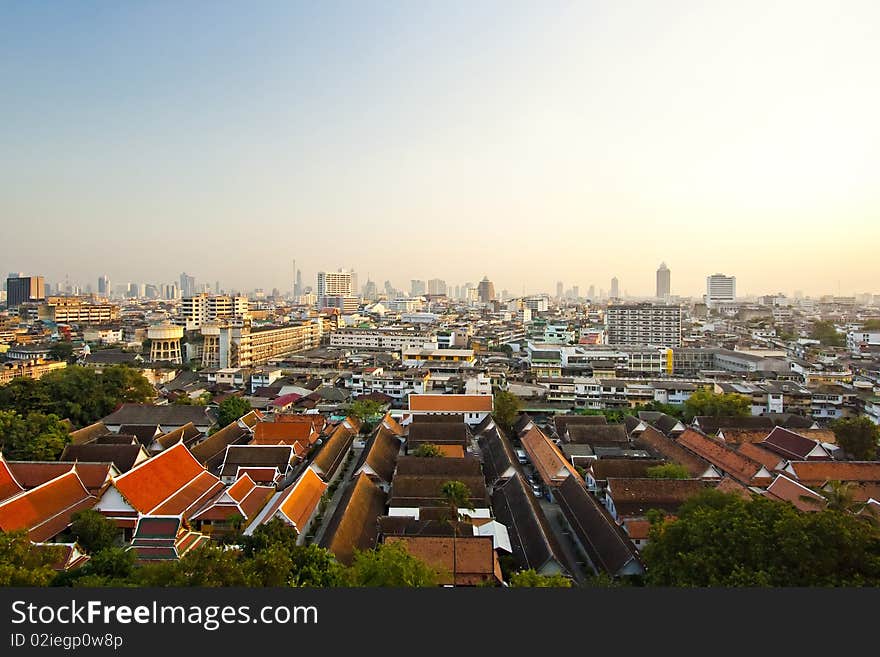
[
  {"xmin": 0, "ymin": 531, "xmax": 64, "ymax": 586},
  {"xmin": 248, "ymin": 544, "xmax": 348, "ymax": 587},
  {"xmin": 0, "ymin": 377, "xmax": 52, "ymax": 416},
  {"xmin": 509, "ymin": 569, "xmax": 573, "ymax": 587},
  {"xmin": 137, "ymin": 544, "xmax": 250, "ymax": 587},
  {"xmin": 71, "ymin": 548, "xmax": 137, "ymax": 587},
  {"xmin": 412, "ymin": 443, "xmax": 443, "ymax": 458},
  {"xmin": 862, "ymin": 319, "xmax": 880, "ymax": 331},
  {"xmin": 492, "ymin": 390, "xmax": 521, "ymax": 431},
  {"xmin": 810, "ymin": 320, "xmax": 844, "ymax": 347},
  {"xmin": 349, "ymin": 399, "xmax": 385, "ymax": 424},
  {"xmin": 441, "ymin": 480, "xmax": 474, "ymax": 521},
  {"xmin": 49, "ymin": 341, "xmax": 74, "ymax": 362},
  {"xmin": 347, "ymin": 542, "xmax": 439, "ymax": 587},
  {"xmin": 216, "ymin": 396, "xmax": 252, "ymax": 428},
  {"xmin": 642, "ymin": 489, "xmax": 880, "ymax": 586},
  {"xmin": 0, "ymin": 410, "xmax": 70, "ymax": 460},
  {"xmin": 645, "ymin": 463, "xmax": 690, "ymax": 480},
  {"xmin": 683, "ymin": 389, "xmax": 751, "ymax": 422},
  {"xmin": 830, "ymin": 416, "xmax": 880, "ymax": 460},
  {"xmin": 70, "ymin": 509, "xmax": 120, "ymax": 554}
]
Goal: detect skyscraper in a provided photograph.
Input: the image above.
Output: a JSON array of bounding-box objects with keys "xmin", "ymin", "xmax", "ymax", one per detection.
[
  {"xmin": 179, "ymin": 272, "xmax": 196, "ymax": 297},
  {"xmin": 477, "ymin": 276, "xmax": 495, "ymax": 303},
  {"xmin": 317, "ymin": 269, "xmax": 352, "ymax": 297},
  {"xmin": 587, "ymin": 285, "xmax": 595, "ymax": 300},
  {"xmin": 410, "ymin": 280, "xmax": 426, "ymax": 296},
  {"xmin": 656, "ymin": 263, "xmax": 671, "ymax": 300},
  {"xmin": 610, "ymin": 277, "xmax": 620, "ymax": 299},
  {"xmin": 427, "ymin": 279, "xmax": 447, "ymax": 296},
  {"xmin": 572, "ymin": 285, "xmax": 579, "ymax": 300},
  {"xmin": 556, "ymin": 281, "xmax": 563, "ymax": 300},
  {"xmin": 98, "ymin": 275, "xmax": 110, "ymax": 296},
  {"xmin": 6, "ymin": 275, "xmax": 45, "ymax": 307},
  {"xmin": 706, "ymin": 273, "xmax": 736, "ymax": 307}
]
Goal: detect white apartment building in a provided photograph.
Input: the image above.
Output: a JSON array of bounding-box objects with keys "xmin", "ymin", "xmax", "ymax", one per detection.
[
  {"xmin": 178, "ymin": 294, "xmax": 249, "ymax": 330},
  {"xmin": 329, "ymin": 328, "xmax": 436, "ymax": 351},
  {"xmin": 706, "ymin": 274, "xmax": 736, "ymax": 308},
  {"xmin": 847, "ymin": 329, "xmax": 880, "ymax": 354},
  {"xmin": 605, "ymin": 304, "xmax": 682, "ymax": 347}
]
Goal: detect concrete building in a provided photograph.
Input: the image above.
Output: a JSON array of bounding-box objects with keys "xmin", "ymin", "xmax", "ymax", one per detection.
[
  {"xmin": 478, "ymin": 277, "xmax": 496, "ymax": 303},
  {"xmin": 656, "ymin": 263, "xmax": 671, "ymax": 300},
  {"xmin": 402, "ymin": 347, "xmax": 476, "ymax": 370},
  {"xmin": 706, "ymin": 273, "xmax": 736, "ymax": 308},
  {"xmin": 178, "ymin": 294, "xmax": 249, "ymax": 330},
  {"xmin": 0, "ymin": 359, "xmax": 67, "ymax": 385},
  {"xmin": 38, "ymin": 297, "xmax": 119, "ymax": 325},
  {"xmin": 179, "ymin": 273, "xmax": 196, "ymax": 298},
  {"xmin": 147, "ymin": 323, "xmax": 184, "ymax": 364},
  {"xmin": 606, "ymin": 304, "xmax": 682, "ymax": 347},
  {"xmin": 330, "ymin": 328, "xmax": 436, "ymax": 351},
  {"xmin": 201, "ymin": 321, "xmax": 321, "ymax": 368},
  {"xmin": 427, "ymin": 279, "xmax": 447, "ymax": 296},
  {"xmin": 6, "ymin": 275, "xmax": 45, "ymax": 307},
  {"xmin": 847, "ymin": 329, "xmax": 880, "ymax": 354}
]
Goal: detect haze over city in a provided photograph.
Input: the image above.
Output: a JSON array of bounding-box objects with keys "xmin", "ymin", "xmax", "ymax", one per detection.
[{"xmin": 3, "ymin": 1, "xmax": 879, "ymax": 296}]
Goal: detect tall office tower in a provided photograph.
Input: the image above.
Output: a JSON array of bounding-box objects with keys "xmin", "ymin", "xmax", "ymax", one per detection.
[
  {"xmin": 556, "ymin": 281, "xmax": 564, "ymax": 300},
  {"xmin": 605, "ymin": 303, "xmax": 683, "ymax": 347},
  {"xmin": 127, "ymin": 283, "xmax": 139, "ymax": 298},
  {"xmin": 454, "ymin": 285, "xmax": 461, "ymax": 300},
  {"xmin": 656, "ymin": 262, "xmax": 671, "ymax": 300},
  {"xmin": 98, "ymin": 275, "xmax": 110, "ymax": 295},
  {"xmin": 350, "ymin": 270, "xmax": 359, "ymax": 298},
  {"xmin": 410, "ymin": 280, "xmax": 426, "ymax": 296},
  {"xmin": 572, "ymin": 285, "xmax": 579, "ymax": 300},
  {"xmin": 6, "ymin": 275, "xmax": 46, "ymax": 307},
  {"xmin": 706, "ymin": 273, "xmax": 736, "ymax": 308},
  {"xmin": 610, "ymin": 277, "xmax": 620, "ymax": 299},
  {"xmin": 179, "ymin": 272, "xmax": 196, "ymax": 297},
  {"xmin": 295, "ymin": 269, "xmax": 303, "ymax": 297},
  {"xmin": 317, "ymin": 269, "xmax": 352, "ymax": 297},
  {"xmin": 363, "ymin": 280, "xmax": 378, "ymax": 300},
  {"xmin": 587, "ymin": 285, "xmax": 596, "ymax": 300},
  {"xmin": 427, "ymin": 279, "xmax": 447, "ymax": 296},
  {"xmin": 477, "ymin": 276, "xmax": 496, "ymax": 303}
]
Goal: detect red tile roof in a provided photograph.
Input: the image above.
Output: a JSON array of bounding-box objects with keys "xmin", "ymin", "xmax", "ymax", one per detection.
[
  {"xmin": 0, "ymin": 468, "xmax": 96, "ymax": 542},
  {"xmin": 8, "ymin": 461, "xmax": 117, "ymax": 496},
  {"xmin": 112, "ymin": 442, "xmax": 223, "ymax": 518},
  {"xmin": 760, "ymin": 427, "xmax": 831, "ymax": 461},
  {"xmin": 260, "ymin": 467, "xmax": 327, "ymax": 533},
  {"xmin": 765, "ymin": 474, "xmax": 826, "ymax": 512},
  {"xmin": 677, "ymin": 428, "xmax": 772, "ymax": 486},
  {"xmin": 0, "ymin": 453, "xmax": 24, "ymax": 501},
  {"xmin": 783, "ymin": 461, "xmax": 880, "ymax": 486},
  {"xmin": 520, "ymin": 426, "xmax": 583, "ymax": 487},
  {"xmin": 408, "ymin": 394, "xmax": 493, "ymax": 413}
]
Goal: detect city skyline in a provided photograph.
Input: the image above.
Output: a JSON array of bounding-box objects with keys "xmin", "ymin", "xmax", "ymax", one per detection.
[{"xmin": 3, "ymin": 2, "xmax": 879, "ymax": 296}]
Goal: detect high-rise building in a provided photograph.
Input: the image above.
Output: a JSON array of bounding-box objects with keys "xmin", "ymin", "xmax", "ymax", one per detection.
[
  {"xmin": 295, "ymin": 269, "xmax": 303, "ymax": 297},
  {"xmin": 350, "ymin": 270, "xmax": 359, "ymax": 298},
  {"xmin": 6, "ymin": 275, "xmax": 45, "ymax": 308},
  {"xmin": 363, "ymin": 280, "xmax": 378, "ymax": 300},
  {"xmin": 179, "ymin": 294, "xmax": 250, "ymax": 329},
  {"xmin": 98, "ymin": 275, "xmax": 110, "ymax": 296},
  {"xmin": 606, "ymin": 303, "xmax": 682, "ymax": 347},
  {"xmin": 410, "ymin": 280, "xmax": 426, "ymax": 297},
  {"xmin": 587, "ymin": 285, "xmax": 595, "ymax": 300},
  {"xmin": 477, "ymin": 276, "xmax": 495, "ymax": 303},
  {"xmin": 572, "ymin": 285, "xmax": 579, "ymax": 300},
  {"xmin": 127, "ymin": 283, "xmax": 139, "ymax": 298},
  {"xmin": 179, "ymin": 273, "xmax": 196, "ymax": 298},
  {"xmin": 610, "ymin": 277, "xmax": 620, "ymax": 299},
  {"xmin": 706, "ymin": 273, "xmax": 736, "ymax": 308},
  {"xmin": 427, "ymin": 279, "xmax": 447, "ymax": 296},
  {"xmin": 317, "ymin": 270, "xmax": 352, "ymax": 297},
  {"xmin": 656, "ymin": 263, "xmax": 671, "ymax": 300},
  {"xmin": 556, "ymin": 281, "xmax": 564, "ymax": 300}
]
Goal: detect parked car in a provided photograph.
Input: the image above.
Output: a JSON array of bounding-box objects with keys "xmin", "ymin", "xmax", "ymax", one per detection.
[{"xmin": 515, "ymin": 449, "xmax": 528, "ymax": 465}]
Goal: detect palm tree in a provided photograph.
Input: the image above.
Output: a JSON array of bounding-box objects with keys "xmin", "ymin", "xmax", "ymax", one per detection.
[
  {"xmin": 800, "ymin": 481, "xmax": 876, "ymax": 524},
  {"xmin": 440, "ymin": 480, "xmax": 475, "ymax": 584}
]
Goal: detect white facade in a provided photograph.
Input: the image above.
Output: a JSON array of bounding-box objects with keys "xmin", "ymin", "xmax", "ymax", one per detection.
[{"xmin": 706, "ymin": 274, "xmax": 736, "ymax": 307}]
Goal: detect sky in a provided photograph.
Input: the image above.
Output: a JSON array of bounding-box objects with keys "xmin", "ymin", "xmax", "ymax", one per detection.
[{"xmin": 2, "ymin": 1, "xmax": 879, "ymax": 298}]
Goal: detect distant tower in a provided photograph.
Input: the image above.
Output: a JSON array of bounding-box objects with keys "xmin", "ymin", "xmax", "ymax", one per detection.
[
  {"xmin": 477, "ymin": 276, "xmax": 496, "ymax": 303},
  {"xmin": 610, "ymin": 277, "xmax": 620, "ymax": 299},
  {"xmin": 656, "ymin": 263, "xmax": 671, "ymax": 300},
  {"xmin": 556, "ymin": 281, "xmax": 563, "ymax": 300}
]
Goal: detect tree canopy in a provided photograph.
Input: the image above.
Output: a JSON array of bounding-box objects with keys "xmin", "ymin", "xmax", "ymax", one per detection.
[
  {"xmin": 492, "ymin": 390, "xmax": 521, "ymax": 431},
  {"xmin": 412, "ymin": 443, "xmax": 443, "ymax": 458},
  {"xmin": 70, "ymin": 509, "xmax": 120, "ymax": 554},
  {"xmin": 645, "ymin": 463, "xmax": 690, "ymax": 479},
  {"xmin": 0, "ymin": 531, "xmax": 64, "ymax": 586},
  {"xmin": 0, "ymin": 365, "xmax": 154, "ymax": 428},
  {"xmin": 216, "ymin": 396, "xmax": 252, "ymax": 428},
  {"xmin": 642, "ymin": 489, "xmax": 880, "ymax": 586},
  {"xmin": 810, "ymin": 320, "xmax": 845, "ymax": 347},
  {"xmin": 683, "ymin": 389, "xmax": 751, "ymax": 422},
  {"xmin": 348, "ymin": 542, "xmax": 439, "ymax": 587},
  {"xmin": 0, "ymin": 409, "xmax": 70, "ymax": 460},
  {"xmin": 831, "ymin": 416, "xmax": 879, "ymax": 460},
  {"xmin": 509, "ymin": 569, "xmax": 573, "ymax": 587}
]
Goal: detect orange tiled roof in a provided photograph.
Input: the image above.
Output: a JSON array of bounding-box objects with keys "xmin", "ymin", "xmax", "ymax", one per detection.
[
  {"xmin": 783, "ymin": 461, "xmax": 880, "ymax": 486},
  {"xmin": 521, "ymin": 425, "xmax": 583, "ymax": 487},
  {"xmin": 253, "ymin": 421, "xmax": 318, "ymax": 447},
  {"xmin": 8, "ymin": 461, "xmax": 117, "ymax": 496},
  {"xmin": 262, "ymin": 467, "xmax": 327, "ymax": 532},
  {"xmin": 384, "ymin": 535, "xmax": 502, "ymax": 586},
  {"xmin": 677, "ymin": 429, "xmax": 772, "ymax": 486},
  {"xmin": 408, "ymin": 394, "xmax": 493, "ymax": 413},
  {"xmin": 112, "ymin": 442, "xmax": 223, "ymax": 517},
  {"xmin": 0, "ymin": 453, "xmax": 24, "ymax": 501},
  {"xmin": 190, "ymin": 473, "xmax": 274, "ymax": 523},
  {"xmin": 736, "ymin": 442, "xmax": 785, "ymax": 471},
  {"xmin": 0, "ymin": 468, "xmax": 96, "ymax": 542},
  {"xmin": 765, "ymin": 474, "xmax": 825, "ymax": 512}
]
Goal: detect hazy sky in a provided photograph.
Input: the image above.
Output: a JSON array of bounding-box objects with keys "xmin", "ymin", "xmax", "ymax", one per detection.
[{"xmin": 2, "ymin": 1, "xmax": 879, "ymax": 298}]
